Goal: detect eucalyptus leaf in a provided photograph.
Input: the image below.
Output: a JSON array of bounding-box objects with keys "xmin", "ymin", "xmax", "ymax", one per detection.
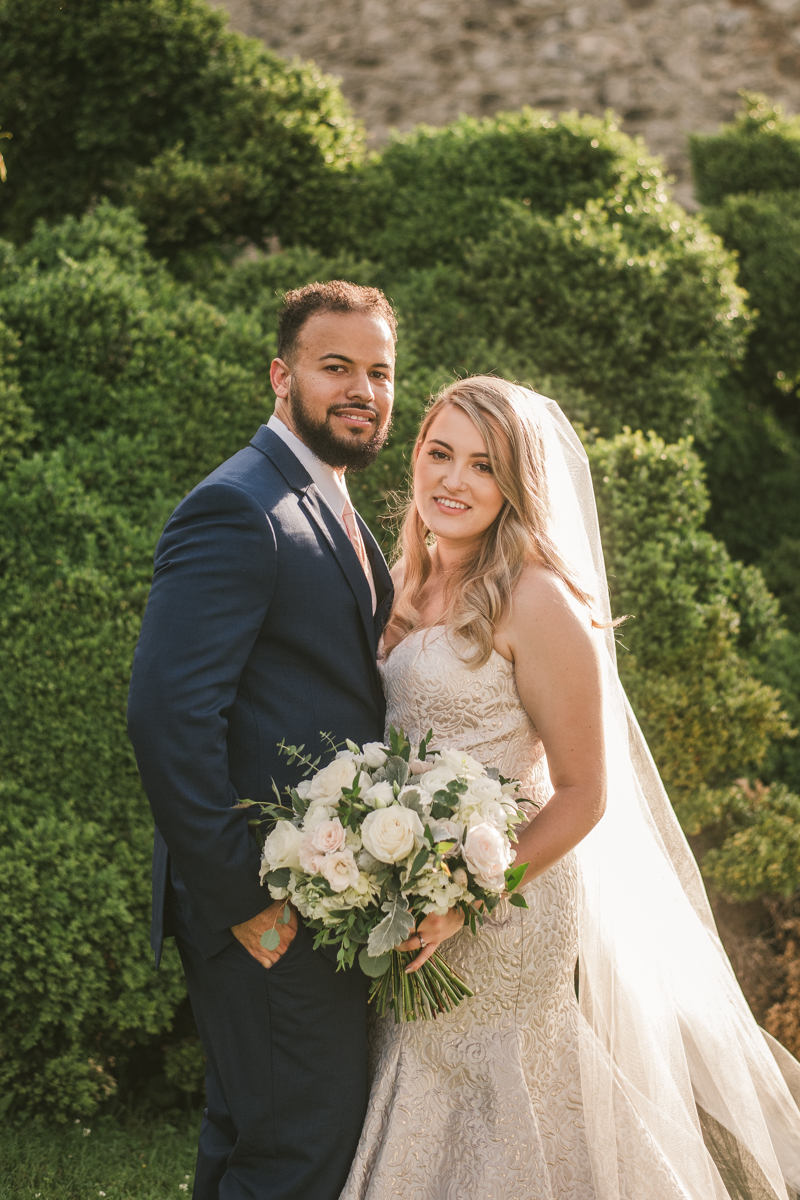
[
  {"xmin": 280, "ymin": 903, "xmax": 292, "ymax": 924},
  {"xmin": 446, "ymin": 778, "xmax": 469, "ymax": 795},
  {"xmin": 260, "ymin": 928, "xmax": 281, "ymax": 951},
  {"xmin": 358, "ymin": 947, "xmax": 392, "ymax": 977},
  {"xmin": 265, "ymin": 868, "xmax": 291, "ymax": 888},
  {"xmin": 367, "ymin": 896, "xmax": 415, "ymax": 956}
]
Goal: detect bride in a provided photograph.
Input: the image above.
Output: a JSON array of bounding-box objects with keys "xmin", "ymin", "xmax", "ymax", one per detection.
[{"xmin": 341, "ymin": 377, "xmax": 800, "ymax": 1200}]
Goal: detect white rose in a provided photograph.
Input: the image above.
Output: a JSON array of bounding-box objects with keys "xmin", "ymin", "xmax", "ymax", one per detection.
[
  {"xmin": 261, "ymin": 820, "xmax": 302, "ymax": 872},
  {"xmin": 304, "ymin": 801, "xmax": 338, "ymax": 831},
  {"xmin": 361, "ymin": 804, "xmax": 424, "ymax": 863},
  {"xmin": 439, "ymin": 747, "xmax": 486, "ymax": 778},
  {"xmin": 463, "ymin": 822, "xmax": 512, "ymax": 892},
  {"xmin": 362, "ymin": 742, "xmax": 388, "ymax": 769},
  {"xmin": 409, "ymin": 757, "xmax": 435, "ymax": 775},
  {"xmin": 363, "ymin": 780, "xmax": 395, "ymax": 808},
  {"xmin": 295, "ymin": 779, "xmax": 313, "ymax": 800},
  {"xmin": 298, "ymin": 832, "xmax": 326, "ymax": 875},
  {"xmin": 320, "ymin": 849, "xmax": 360, "ymax": 893},
  {"xmin": 478, "ymin": 799, "xmax": 509, "ymax": 831},
  {"xmin": 451, "ymin": 867, "xmax": 469, "ymax": 888},
  {"xmin": 419, "ymin": 766, "xmax": 459, "ymax": 795},
  {"xmin": 309, "ymin": 817, "xmax": 346, "ymax": 855},
  {"xmin": 307, "ymin": 757, "xmax": 359, "ymax": 802},
  {"xmin": 467, "ymin": 775, "xmax": 503, "ymax": 802}
]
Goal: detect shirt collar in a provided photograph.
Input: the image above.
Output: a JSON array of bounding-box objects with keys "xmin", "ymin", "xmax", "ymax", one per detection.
[{"xmin": 267, "ymin": 414, "xmax": 350, "ymax": 519}]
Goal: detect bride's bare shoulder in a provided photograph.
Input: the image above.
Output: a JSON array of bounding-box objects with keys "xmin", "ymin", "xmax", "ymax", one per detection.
[{"xmin": 507, "ymin": 563, "xmax": 594, "ymax": 639}]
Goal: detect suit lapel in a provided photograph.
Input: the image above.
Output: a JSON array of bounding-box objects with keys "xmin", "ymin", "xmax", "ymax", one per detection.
[{"xmin": 251, "ymin": 425, "xmax": 393, "ymax": 659}]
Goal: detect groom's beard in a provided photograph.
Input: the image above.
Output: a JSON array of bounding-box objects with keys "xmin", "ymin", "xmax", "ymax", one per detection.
[{"xmin": 287, "ymin": 378, "xmax": 391, "ymax": 472}]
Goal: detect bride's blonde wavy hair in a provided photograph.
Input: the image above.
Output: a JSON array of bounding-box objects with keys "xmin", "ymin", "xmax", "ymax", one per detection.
[{"xmin": 385, "ymin": 376, "xmax": 598, "ymax": 667}]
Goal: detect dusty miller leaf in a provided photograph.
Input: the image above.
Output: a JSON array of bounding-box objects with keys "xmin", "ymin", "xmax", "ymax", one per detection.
[
  {"xmin": 367, "ymin": 895, "xmax": 415, "ymax": 956},
  {"xmin": 384, "ymin": 756, "xmax": 409, "ymax": 789},
  {"xmin": 398, "ymin": 787, "xmax": 424, "ymax": 814}
]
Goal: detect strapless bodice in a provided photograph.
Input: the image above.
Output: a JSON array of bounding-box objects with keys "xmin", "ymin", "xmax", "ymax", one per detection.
[{"xmin": 380, "ymin": 626, "xmax": 550, "ymax": 805}]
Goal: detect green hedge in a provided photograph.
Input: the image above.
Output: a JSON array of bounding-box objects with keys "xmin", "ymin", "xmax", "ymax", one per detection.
[
  {"xmin": 690, "ymin": 93, "xmax": 800, "ymax": 630},
  {"xmin": 0, "ymin": 0, "xmax": 363, "ymax": 251},
  {"xmin": 1, "ymin": 11, "xmax": 798, "ymax": 1120},
  {"xmin": 690, "ymin": 92, "xmax": 800, "ymax": 206}
]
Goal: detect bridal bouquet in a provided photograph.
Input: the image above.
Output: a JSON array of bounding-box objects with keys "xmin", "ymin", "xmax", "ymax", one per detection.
[{"xmin": 243, "ymin": 728, "xmax": 529, "ymax": 1022}]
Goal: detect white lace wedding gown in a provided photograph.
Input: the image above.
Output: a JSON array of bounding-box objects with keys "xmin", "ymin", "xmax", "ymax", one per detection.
[
  {"xmin": 341, "ymin": 626, "xmax": 795, "ymax": 1200},
  {"xmin": 339, "ymin": 627, "xmax": 638, "ymax": 1200}
]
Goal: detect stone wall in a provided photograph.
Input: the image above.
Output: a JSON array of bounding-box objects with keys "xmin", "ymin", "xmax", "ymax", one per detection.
[{"xmin": 215, "ymin": 0, "xmax": 800, "ymax": 206}]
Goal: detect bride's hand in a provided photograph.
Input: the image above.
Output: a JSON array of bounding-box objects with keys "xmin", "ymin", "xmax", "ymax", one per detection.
[{"xmin": 398, "ymin": 908, "xmax": 465, "ymax": 973}]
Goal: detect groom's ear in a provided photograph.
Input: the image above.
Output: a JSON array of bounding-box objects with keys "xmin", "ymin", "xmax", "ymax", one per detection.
[{"xmin": 270, "ymin": 357, "xmax": 291, "ymax": 399}]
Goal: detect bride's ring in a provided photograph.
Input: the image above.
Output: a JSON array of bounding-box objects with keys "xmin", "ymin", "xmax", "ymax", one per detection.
[{"xmin": 416, "ymin": 934, "xmax": 427, "ymax": 949}]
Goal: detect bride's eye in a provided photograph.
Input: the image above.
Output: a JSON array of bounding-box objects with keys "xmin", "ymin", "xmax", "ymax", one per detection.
[{"xmin": 428, "ymin": 450, "xmax": 449, "ymax": 461}]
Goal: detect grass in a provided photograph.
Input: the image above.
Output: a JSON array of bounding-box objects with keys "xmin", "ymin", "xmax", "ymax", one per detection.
[{"xmin": 0, "ymin": 1108, "xmax": 201, "ymax": 1200}]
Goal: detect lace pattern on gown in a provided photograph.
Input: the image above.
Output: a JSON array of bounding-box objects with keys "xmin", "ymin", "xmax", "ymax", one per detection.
[{"xmin": 340, "ymin": 629, "xmax": 686, "ymax": 1200}]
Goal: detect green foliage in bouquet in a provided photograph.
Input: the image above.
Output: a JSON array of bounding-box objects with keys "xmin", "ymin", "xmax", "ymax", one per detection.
[{"xmin": 255, "ymin": 731, "xmax": 529, "ymax": 1022}]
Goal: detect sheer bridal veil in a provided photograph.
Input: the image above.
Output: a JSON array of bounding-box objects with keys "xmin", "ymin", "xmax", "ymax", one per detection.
[{"xmin": 528, "ymin": 389, "xmax": 800, "ymax": 1200}]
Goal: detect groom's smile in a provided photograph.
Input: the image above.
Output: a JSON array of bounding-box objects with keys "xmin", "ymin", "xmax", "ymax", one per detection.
[{"xmin": 270, "ymin": 310, "xmax": 395, "ymax": 472}]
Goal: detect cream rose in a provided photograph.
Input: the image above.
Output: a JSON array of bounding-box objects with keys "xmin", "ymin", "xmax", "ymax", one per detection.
[
  {"xmin": 439, "ymin": 747, "xmax": 486, "ymax": 778},
  {"xmin": 309, "ymin": 817, "xmax": 346, "ymax": 856},
  {"xmin": 261, "ymin": 820, "xmax": 302, "ymax": 872},
  {"xmin": 419, "ymin": 766, "xmax": 459, "ymax": 795},
  {"xmin": 306, "ymin": 756, "xmax": 359, "ymax": 802},
  {"xmin": 463, "ymin": 821, "xmax": 512, "ymax": 891},
  {"xmin": 361, "ymin": 742, "xmax": 388, "ymax": 769},
  {"xmin": 363, "ymin": 780, "xmax": 395, "ymax": 808},
  {"xmin": 320, "ymin": 849, "xmax": 360, "ymax": 893},
  {"xmin": 467, "ymin": 775, "xmax": 503, "ymax": 802},
  {"xmin": 361, "ymin": 804, "xmax": 424, "ymax": 863},
  {"xmin": 304, "ymin": 801, "xmax": 338, "ymax": 831}
]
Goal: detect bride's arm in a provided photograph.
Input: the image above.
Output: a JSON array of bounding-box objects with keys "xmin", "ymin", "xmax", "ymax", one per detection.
[{"xmin": 498, "ymin": 565, "xmax": 607, "ymax": 887}]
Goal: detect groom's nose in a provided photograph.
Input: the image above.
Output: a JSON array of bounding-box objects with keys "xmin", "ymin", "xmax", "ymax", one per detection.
[{"xmin": 346, "ymin": 370, "xmax": 375, "ymax": 402}]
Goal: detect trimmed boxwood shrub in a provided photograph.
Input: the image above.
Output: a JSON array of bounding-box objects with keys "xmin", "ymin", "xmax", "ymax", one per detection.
[
  {"xmin": 0, "ymin": 0, "xmax": 364, "ymax": 251},
  {"xmin": 0, "ymin": 23, "xmax": 798, "ymax": 1119}
]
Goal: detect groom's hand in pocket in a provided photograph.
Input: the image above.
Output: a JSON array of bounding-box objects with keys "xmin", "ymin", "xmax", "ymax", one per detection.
[{"xmin": 232, "ymin": 900, "xmax": 298, "ymax": 969}]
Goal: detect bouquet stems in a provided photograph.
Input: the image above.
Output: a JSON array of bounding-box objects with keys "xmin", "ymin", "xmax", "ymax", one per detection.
[{"xmin": 369, "ymin": 950, "xmax": 474, "ymax": 1022}]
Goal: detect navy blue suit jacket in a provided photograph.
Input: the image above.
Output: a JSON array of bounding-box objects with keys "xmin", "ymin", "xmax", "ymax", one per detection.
[{"xmin": 128, "ymin": 426, "xmax": 393, "ymax": 964}]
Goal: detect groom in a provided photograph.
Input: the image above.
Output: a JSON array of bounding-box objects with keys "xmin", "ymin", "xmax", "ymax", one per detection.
[{"xmin": 127, "ymin": 281, "xmax": 396, "ymax": 1200}]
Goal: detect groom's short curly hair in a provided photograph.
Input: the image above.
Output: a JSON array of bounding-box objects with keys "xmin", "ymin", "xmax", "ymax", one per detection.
[{"xmin": 277, "ymin": 280, "xmax": 397, "ymax": 362}]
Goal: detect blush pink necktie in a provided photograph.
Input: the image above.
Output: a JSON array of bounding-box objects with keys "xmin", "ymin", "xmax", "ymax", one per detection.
[{"xmin": 342, "ymin": 499, "xmax": 377, "ymax": 614}]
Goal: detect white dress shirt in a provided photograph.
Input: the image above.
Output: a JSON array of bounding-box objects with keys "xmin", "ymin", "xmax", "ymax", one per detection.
[
  {"xmin": 267, "ymin": 414, "xmax": 350, "ymax": 520},
  {"xmin": 267, "ymin": 414, "xmax": 376, "ymax": 611}
]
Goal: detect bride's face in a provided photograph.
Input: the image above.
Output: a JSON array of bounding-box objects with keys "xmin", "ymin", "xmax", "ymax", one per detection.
[{"xmin": 414, "ymin": 406, "xmax": 506, "ymax": 547}]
